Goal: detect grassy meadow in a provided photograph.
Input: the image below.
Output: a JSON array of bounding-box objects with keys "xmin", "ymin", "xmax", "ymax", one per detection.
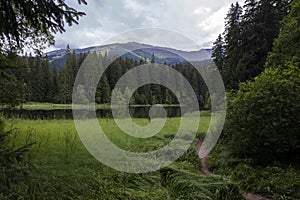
[
  {"xmin": 1, "ymin": 111, "xmax": 299, "ymax": 199},
  {"xmin": 1, "ymin": 113, "xmax": 245, "ymax": 199}
]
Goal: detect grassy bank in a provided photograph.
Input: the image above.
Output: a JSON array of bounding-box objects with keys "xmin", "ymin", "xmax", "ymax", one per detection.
[
  {"xmin": 1, "ymin": 102, "xmax": 183, "ymax": 110},
  {"xmin": 11, "ymin": 102, "xmax": 109, "ymax": 110}
]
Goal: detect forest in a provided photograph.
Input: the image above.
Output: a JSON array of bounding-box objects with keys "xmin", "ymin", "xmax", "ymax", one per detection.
[{"xmin": 0, "ymin": 49, "xmax": 209, "ymax": 108}]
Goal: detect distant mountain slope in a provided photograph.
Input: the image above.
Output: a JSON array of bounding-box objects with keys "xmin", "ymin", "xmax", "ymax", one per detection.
[{"xmin": 45, "ymin": 42, "xmax": 212, "ymax": 68}]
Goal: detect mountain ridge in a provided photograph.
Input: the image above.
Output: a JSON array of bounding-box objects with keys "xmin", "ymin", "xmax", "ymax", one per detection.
[{"xmin": 45, "ymin": 42, "xmax": 212, "ymax": 68}]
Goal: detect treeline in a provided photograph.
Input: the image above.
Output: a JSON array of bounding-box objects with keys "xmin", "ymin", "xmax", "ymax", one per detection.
[
  {"xmin": 212, "ymin": 0, "xmax": 290, "ymax": 89},
  {"xmin": 0, "ymin": 47, "xmax": 86, "ymax": 106},
  {"xmin": 0, "ymin": 46, "xmax": 210, "ymax": 108}
]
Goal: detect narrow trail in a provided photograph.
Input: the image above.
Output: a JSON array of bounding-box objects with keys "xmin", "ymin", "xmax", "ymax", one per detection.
[
  {"xmin": 245, "ymin": 193, "xmax": 271, "ymax": 200},
  {"xmin": 194, "ymin": 139, "xmax": 272, "ymax": 200}
]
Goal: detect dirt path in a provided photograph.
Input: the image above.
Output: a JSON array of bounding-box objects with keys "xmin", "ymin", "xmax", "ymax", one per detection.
[
  {"xmin": 194, "ymin": 139, "xmax": 271, "ymax": 200},
  {"xmin": 245, "ymin": 193, "xmax": 271, "ymax": 200}
]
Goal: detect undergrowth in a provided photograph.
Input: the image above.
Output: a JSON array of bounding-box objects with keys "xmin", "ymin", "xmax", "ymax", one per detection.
[{"xmin": 207, "ymin": 144, "xmax": 300, "ymax": 200}]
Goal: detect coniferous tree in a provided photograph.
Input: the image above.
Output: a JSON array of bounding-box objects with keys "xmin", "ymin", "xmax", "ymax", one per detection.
[
  {"xmin": 99, "ymin": 73, "xmax": 111, "ymax": 104},
  {"xmin": 237, "ymin": 0, "xmax": 289, "ymax": 82},
  {"xmin": 266, "ymin": 0, "xmax": 299, "ymax": 69},
  {"xmin": 51, "ymin": 60, "xmax": 59, "ymax": 102},
  {"xmin": 41, "ymin": 56, "xmax": 52, "ymax": 102},
  {"xmin": 71, "ymin": 50, "xmax": 79, "ymax": 82},
  {"xmin": 78, "ymin": 52, "xmax": 88, "ymax": 67},
  {"xmin": 31, "ymin": 56, "xmax": 44, "ymax": 101},
  {"xmin": 57, "ymin": 45, "xmax": 74, "ymax": 103},
  {"xmin": 0, "ymin": 53, "xmax": 27, "ymax": 106},
  {"xmin": 151, "ymin": 53, "xmax": 155, "ymax": 63},
  {"xmin": 107, "ymin": 57, "xmax": 122, "ymax": 90},
  {"xmin": 25, "ymin": 54, "xmax": 35, "ymax": 101},
  {"xmin": 83, "ymin": 51, "xmax": 102, "ymax": 103},
  {"xmin": 212, "ymin": 34, "xmax": 225, "ymax": 73},
  {"xmin": 222, "ymin": 2, "xmax": 243, "ymax": 89},
  {"xmin": 0, "ymin": 0, "xmax": 86, "ymax": 53},
  {"xmin": 217, "ymin": 0, "xmax": 290, "ymax": 90}
]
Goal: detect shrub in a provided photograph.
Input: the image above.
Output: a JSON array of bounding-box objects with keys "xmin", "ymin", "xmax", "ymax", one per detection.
[{"xmin": 223, "ymin": 64, "xmax": 300, "ymax": 164}]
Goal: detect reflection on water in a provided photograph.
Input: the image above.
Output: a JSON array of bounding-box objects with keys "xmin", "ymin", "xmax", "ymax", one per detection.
[{"xmin": 0, "ymin": 106, "xmax": 183, "ymax": 119}]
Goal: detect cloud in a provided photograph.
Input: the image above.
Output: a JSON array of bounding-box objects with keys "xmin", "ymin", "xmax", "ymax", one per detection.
[{"xmin": 49, "ymin": 0, "xmax": 244, "ymax": 51}]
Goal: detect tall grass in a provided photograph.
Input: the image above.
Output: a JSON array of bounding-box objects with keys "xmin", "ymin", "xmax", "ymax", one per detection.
[
  {"xmin": 0, "ymin": 115, "xmax": 246, "ymax": 199},
  {"xmin": 207, "ymin": 144, "xmax": 300, "ymax": 199},
  {"xmin": 2, "ymin": 113, "xmax": 299, "ymax": 199}
]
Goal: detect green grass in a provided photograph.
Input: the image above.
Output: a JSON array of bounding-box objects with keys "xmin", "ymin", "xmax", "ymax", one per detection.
[
  {"xmin": 2, "ymin": 112, "xmax": 299, "ymax": 199},
  {"xmin": 0, "ymin": 114, "xmax": 245, "ymax": 199},
  {"xmin": 207, "ymin": 145, "xmax": 300, "ymax": 200}
]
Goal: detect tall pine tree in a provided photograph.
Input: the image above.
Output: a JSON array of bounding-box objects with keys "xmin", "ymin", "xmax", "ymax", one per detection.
[
  {"xmin": 223, "ymin": 2, "xmax": 243, "ymax": 89},
  {"xmin": 212, "ymin": 34, "xmax": 225, "ymax": 73},
  {"xmin": 57, "ymin": 45, "xmax": 74, "ymax": 103}
]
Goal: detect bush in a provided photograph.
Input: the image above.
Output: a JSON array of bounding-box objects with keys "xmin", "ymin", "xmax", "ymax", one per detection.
[{"xmin": 223, "ymin": 65, "xmax": 300, "ymax": 164}]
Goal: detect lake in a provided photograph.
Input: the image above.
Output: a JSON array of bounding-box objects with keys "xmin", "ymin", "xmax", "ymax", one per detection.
[{"xmin": 0, "ymin": 106, "xmax": 183, "ymax": 119}]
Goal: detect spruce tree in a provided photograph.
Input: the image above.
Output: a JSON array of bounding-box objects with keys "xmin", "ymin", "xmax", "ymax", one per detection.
[
  {"xmin": 71, "ymin": 50, "xmax": 79, "ymax": 82},
  {"xmin": 26, "ymin": 54, "xmax": 35, "ymax": 101},
  {"xmin": 99, "ymin": 73, "xmax": 111, "ymax": 104},
  {"xmin": 51, "ymin": 60, "xmax": 59, "ymax": 102},
  {"xmin": 212, "ymin": 34, "xmax": 225, "ymax": 73},
  {"xmin": 151, "ymin": 53, "xmax": 155, "ymax": 63},
  {"xmin": 237, "ymin": 0, "xmax": 289, "ymax": 82},
  {"xmin": 31, "ymin": 56, "xmax": 44, "ymax": 101},
  {"xmin": 223, "ymin": 2, "xmax": 243, "ymax": 89},
  {"xmin": 41, "ymin": 56, "xmax": 52, "ymax": 102},
  {"xmin": 57, "ymin": 45, "xmax": 74, "ymax": 103}
]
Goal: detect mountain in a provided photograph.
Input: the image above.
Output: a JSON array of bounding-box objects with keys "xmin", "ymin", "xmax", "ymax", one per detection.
[{"xmin": 45, "ymin": 42, "xmax": 212, "ymax": 68}]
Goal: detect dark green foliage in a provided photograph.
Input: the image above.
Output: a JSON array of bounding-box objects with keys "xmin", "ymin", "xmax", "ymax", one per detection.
[
  {"xmin": 212, "ymin": 34, "xmax": 225, "ymax": 73},
  {"xmin": 222, "ymin": 0, "xmax": 300, "ymax": 164},
  {"xmin": 97, "ymin": 73, "xmax": 111, "ymax": 104},
  {"xmin": 237, "ymin": 0, "xmax": 289, "ymax": 81},
  {"xmin": 207, "ymin": 145, "xmax": 300, "ymax": 199},
  {"xmin": 51, "ymin": 61, "xmax": 59, "ymax": 102},
  {"xmin": 0, "ymin": 118, "xmax": 35, "ymax": 195},
  {"xmin": 214, "ymin": 2, "xmax": 300, "ymax": 197},
  {"xmin": 41, "ymin": 56, "xmax": 53, "ymax": 102},
  {"xmin": 222, "ymin": 3, "xmax": 243, "ymax": 89},
  {"xmin": 266, "ymin": 0, "xmax": 300, "ymax": 69},
  {"xmin": 107, "ymin": 57, "xmax": 123, "ymax": 90},
  {"xmin": 57, "ymin": 46, "xmax": 76, "ymax": 103},
  {"xmin": 0, "ymin": 53, "xmax": 27, "ymax": 107},
  {"xmin": 1, "ymin": 47, "xmax": 210, "ymax": 106},
  {"xmin": 0, "ymin": 0, "xmax": 86, "ymax": 53},
  {"xmin": 218, "ymin": 0, "xmax": 290, "ymax": 90},
  {"xmin": 223, "ymin": 65, "xmax": 300, "ymax": 163},
  {"xmin": 25, "ymin": 55, "xmax": 55, "ymax": 103}
]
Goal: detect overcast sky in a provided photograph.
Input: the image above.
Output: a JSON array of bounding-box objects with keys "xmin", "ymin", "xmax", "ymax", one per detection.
[{"xmin": 47, "ymin": 0, "xmax": 244, "ymax": 52}]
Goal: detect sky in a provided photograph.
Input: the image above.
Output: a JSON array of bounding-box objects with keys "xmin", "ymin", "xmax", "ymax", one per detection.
[{"xmin": 47, "ymin": 0, "xmax": 244, "ymax": 52}]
